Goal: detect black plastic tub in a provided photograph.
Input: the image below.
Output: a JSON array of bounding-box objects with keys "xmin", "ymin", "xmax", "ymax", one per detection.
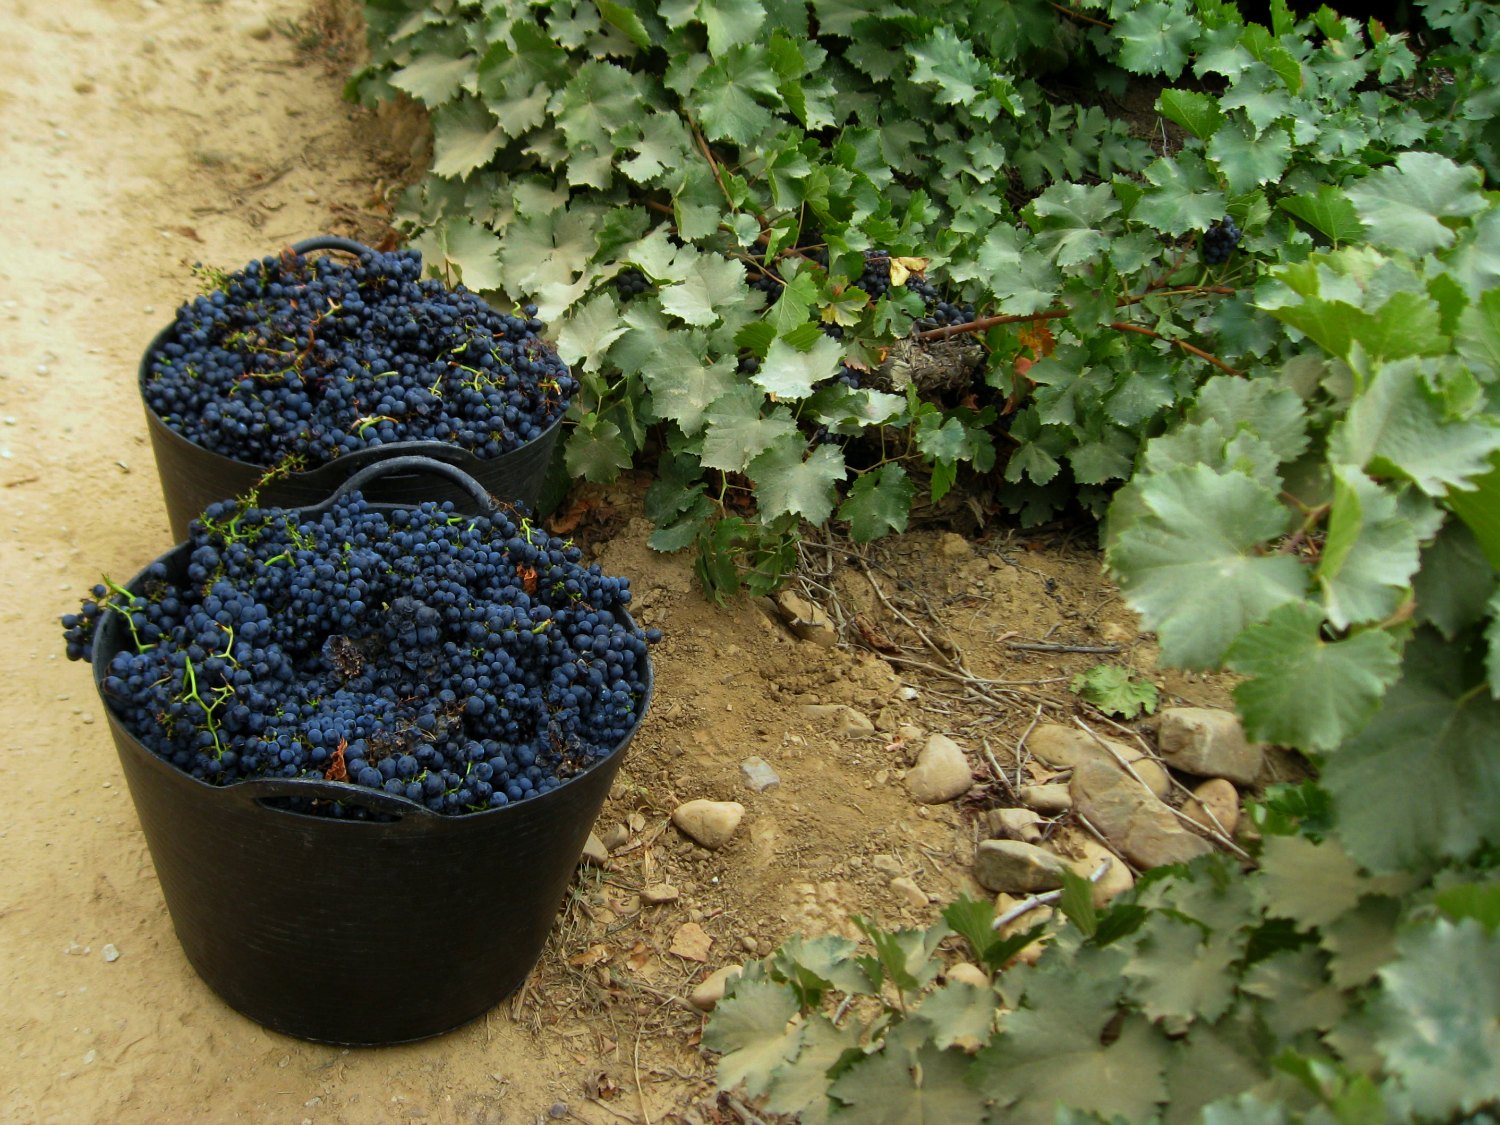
[
  {"xmin": 90, "ymin": 459, "xmax": 651, "ymax": 1045},
  {"xmin": 139, "ymin": 236, "xmax": 563, "ymax": 541}
]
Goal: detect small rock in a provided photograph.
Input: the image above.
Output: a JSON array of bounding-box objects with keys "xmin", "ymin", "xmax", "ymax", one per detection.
[
  {"xmin": 740, "ymin": 756, "xmax": 781, "ymax": 793},
  {"xmin": 1070, "ymin": 760, "xmax": 1213, "ymax": 869},
  {"xmin": 601, "ymin": 823, "xmax": 630, "ymax": 852},
  {"xmin": 945, "ymin": 962, "xmax": 990, "ymax": 989},
  {"xmin": 247, "ymin": 22, "xmax": 274, "ymax": 40},
  {"xmin": 1157, "ymin": 708, "xmax": 1264, "ymax": 784},
  {"xmin": 773, "ymin": 590, "xmax": 837, "ymax": 646},
  {"xmin": 1183, "ymin": 778, "xmax": 1240, "ymax": 836},
  {"xmin": 579, "ymin": 833, "xmax": 609, "ymax": 866},
  {"xmin": 799, "ymin": 703, "xmax": 875, "ymax": 734},
  {"xmin": 669, "ymin": 922, "xmax": 713, "ymax": 962},
  {"xmin": 1064, "ymin": 834, "xmax": 1134, "ymax": 906},
  {"xmin": 672, "ymin": 800, "xmax": 745, "ymax": 850},
  {"xmin": 937, "ymin": 532, "xmax": 973, "ymax": 559},
  {"xmin": 689, "ymin": 964, "xmax": 744, "ymax": 1011},
  {"xmin": 1100, "ymin": 622, "xmax": 1133, "ymax": 645},
  {"xmin": 641, "ymin": 883, "xmax": 681, "ymax": 905},
  {"xmin": 549, "ymin": 1102, "xmax": 569, "ymax": 1119},
  {"xmin": 101, "ymin": 944, "xmax": 120, "ymax": 963},
  {"xmin": 986, "ymin": 807, "xmax": 1046, "ymax": 844},
  {"xmin": 64, "ymin": 943, "xmax": 89, "ymax": 956},
  {"xmin": 905, "ymin": 733, "xmax": 973, "ymax": 804},
  {"xmin": 1026, "ymin": 724, "xmax": 1171, "ymax": 797},
  {"xmin": 889, "ymin": 876, "xmax": 930, "ymax": 910},
  {"xmin": 626, "ymin": 811, "xmax": 647, "ymax": 832},
  {"xmin": 973, "ymin": 840, "xmax": 1069, "ymax": 894},
  {"xmin": 1018, "ymin": 784, "xmax": 1072, "ymax": 814}
]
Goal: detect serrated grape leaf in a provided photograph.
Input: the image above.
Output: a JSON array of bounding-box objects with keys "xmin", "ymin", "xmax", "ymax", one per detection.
[
  {"xmin": 1070, "ymin": 665, "xmax": 1157, "ymax": 719},
  {"xmin": 1456, "ymin": 288, "xmax": 1500, "ymax": 384},
  {"xmin": 1413, "ymin": 520, "xmax": 1498, "ymax": 637},
  {"xmin": 1322, "ymin": 894, "xmax": 1402, "ymax": 989},
  {"xmin": 764, "ymin": 1013, "xmax": 859, "ymax": 1121},
  {"xmin": 1240, "ymin": 946, "xmax": 1347, "ymax": 1045},
  {"xmin": 1200, "ymin": 1094, "xmax": 1293, "ymax": 1125},
  {"xmin": 1157, "ymin": 88, "xmax": 1224, "ymax": 141},
  {"xmin": 747, "ymin": 436, "xmax": 845, "ymax": 524},
  {"xmin": 1375, "ymin": 919, "xmax": 1500, "ymax": 1119},
  {"xmin": 1161, "ymin": 1018, "xmax": 1269, "ymax": 1125},
  {"xmin": 1131, "ymin": 154, "xmax": 1226, "ymax": 236},
  {"xmin": 415, "ymin": 217, "xmax": 504, "ymax": 293},
  {"xmin": 1209, "ymin": 119, "xmax": 1291, "ymax": 197},
  {"xmin": 956, "ymin": 223, "xmax": 1059, "ymax": 315},
  {"xmin": 595, "ymin": 0, "xmax": 650, "ymax": 49},
  {"xmin": 827, "ymin": 1042, "xmax": 988, "ymax": 1124},
  {"xmin": 431, "ymin": 98, "xmax": 506, "ymax": 179},
  {"xmin": 1191, "ymin": 376, "xmax": 1310, "ymax": 465},
  {"xmin": 620, "ymin": 111, "xmax": 693, "ymax": 183},
  {"xmin": 907, "ymin": 25, "xmax": 990, "ymax": 107},
  {"xmin": 771, "ymin": 932, "xmax": 871, "ymax": 1001},
  {"xmin": 1317, "ymin": 465, "xmax": 1424, "ymax": 629},
  {"xmin": 753, "ymin": 333, "xmax": 843, "ymax": 399},
  {"xmin": 1490, "ymin": 589, "xmax": 1500, "ymax": 699},
  {"xmin": 1257, "ymin": 834, "xmax": 1365, "ymax": 931},
  {"xmin": 1225, "ymin": 601, "xmax": 1400, "ymax": 753},
  {"xmin": 838, "ymin": 463, "xmax": 913, "ymax": 543},
  {"xmin": 390, "ymin": 52, "xmax": 474, "ymax": 108},
  {"xmin": 1114, "ymin": 0, "xmax": 1196, "ymax": 78},
  {"xmin": 554, "ymin": 292, "xmax": 628, "ymax": 373},
  {"xmin": 1279, "ymin": 186, "xmax": 1366, "ymax": 245},
  {"xmin": 1027, "ymin": 182, "xmax": 1122, "ymax": 269},
  {"xmin": 699, "ymin": 386, "xmax": 798, "ymax": 473},
  {"xmin": 912, "ymin": 980, "xmax": 999, "ymax": 1051},
  {"xmin": 693, "ymin": 52, "xmax": 775, "ymax": 144},
  {"xmin": 1434, "ymin": 884, "xmax": 1500, "ymax": 933},
  {"xmin": 640, "ymin": 335, "xmax": 738, "ymax": 433},
  {"xmin": 1108, "ymin": 465, "xmax": 1303, "ymax": 669},
  {"xmin": 1323, "ymin": 628, "xmax": 1500, "ymax": 872},
  {"xmin": 563, "ymin": 415, "xmax": 633, "ymax": 483},
  {"xmin": 705, "ymin": 975, "xmax": 803, "ymax": 1097},
  {"xmin": 695, "ymin": 0, "xmax": 765, "ymax": 56},
  {"xmin": 1124, "ymin": 915, "xmax": 1238, "ymax": 1032},
  {"xmin": 1447, "ymin": 453, "xmax": 1500, "ymax": 575},
  {"xmin": 1346, "ymin": 152, "xmax": 1488, "ymax": 257},
  {"xmin": 659, "ymin": 252, "xmax": 751, "ymax": 327},
  {"xmin": 1329, "ymin": 360, "xmax": 1500, "ymax": 497}
]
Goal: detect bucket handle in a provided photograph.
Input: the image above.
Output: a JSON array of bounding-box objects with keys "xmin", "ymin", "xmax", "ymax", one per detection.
[
  {"xmin": 326, "ymin": 455, "xmax": 502, "ymax": 514},
  {"xmin": 227, "ymin": 775, "xmax": 439, "ymax": 823},
  {"xmin": 290, "ymin": 235, "xmax": 376, "ymax": 258}
]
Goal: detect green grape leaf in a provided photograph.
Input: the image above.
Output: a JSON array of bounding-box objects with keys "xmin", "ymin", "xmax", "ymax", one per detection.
[
  {"xmin": 1317, "ymin": 466, "xmax": 1424, "ymax": 629},
  {"xmin": 770, "ymin": 932, "xmax": 871, "ymax": 1003},
  {"xmin": 1209, "ymin": 119, "xmax": 1291, "ymax": 197},
  {"xmin": 828, "ymin": 1042, "xmax": 988, "ymax": 1124},
  {"xmin": 414, "ymin": 216, "xmax": 503, "ymax": 293},
  {"xmin": 699, "ymin": 386, "xmax": 798, "ymax": 474},
  {"xmin": 747, "ymin": 436, "xmax": 845, "ymax": 524},
  {"xmin": 390, "ymin": 52, "xmax": 474, "ymax": 107},
  {"xmin": 838, "ymin": 463, "xmax": 914, "ymax": 543},
  {"xmin": 753, "ymin": 333, "xmax": 844, "ymax": 399},
  {"xmin": 431, "ymin": 98, "xmax": 506, "ymax": 179},
  {"xmin": 1375, "ymin": 919, "xmax": 1500, "ymax": 1119},
  {"xmin": 1191, "ymin": 376, "xmax": 1310, "ymax": 465},
  {"xmin": 695, "ymin": 0, "xmax": 765, "ymax": 56},
  {"xmin": 1347, "ymin": 152, "xmax": 1488, "ymax": 257},
  {"xmin": 564, "ymin": 414, "xmax": 633, "ymax": 482},
  {"xmin": 705, "ymin": 974, "xmax": 804, "ymax": 1097},
  {"xmin": 639, "ymin": 334, "xmax": 738, "ymax": 433},
  {"xmin": 1130, "ymin": 153, "xmax": 1226, "ymax": 236},
  {"xmin": 907, "ymin": 25, "xmax": 991, "ymax": 107},
  {"xmin": 1322, "ymin": 894, "xmax": 1402, "ymax": 989},
  {"xmin": 555, "ymin": 292, "xmax": 629, "ymax": 372},
  {"xmin": 1257, "ymin": 834, "xmax": 1365, "ymax": 931},
  {"xmin": 1027, "ymin": 182, "xmax": 1122, "ymax": 270},
  {"xmin": 1455, "ymin": 287, "xmax": 1500, "ymax": 384},
  {"xmin": 693, "ymin": 53, "xmax": 776, "ymax": 144},
  {"xmin": 1200, "ymin": 1094, "xmax": 1293, "ymax": 1125},
  {"xmin": 1434, "ymin": 884, "xmax": 1500, "ymax": 934},
  {"xmin": 1157, "ymin": 88, "xmax": 1224, "ymax": 141},
  {"xmin": 1070, "ymin": 664, "xmax": 1158, "ymax": 719},
  {"xmin": 955, "ymin": 223, "xmax": 1059, "ymax": 315},
  {"xmin": 1108, "ymin": 465, "xmax": 1303, "ymax": 669},
  {"xmin": 1279, "ymin": 186, "xmax": 1366, "ymax": 246},
  {"xmin": 1226, "ymin": 601, "xmax": 1401, "ymax": 753},
  {"xmin": 912, "ymin": 980, "xmax": 999, "ymax": 1051},
  {"xmin": 1124, "ymin": 914, "xmax": 1239, "ymax": 1033},
  {"xmin": 1114, "ymin": 0, "xmax": 1196, "ymax": 78},
  {"xmin": 595, "ymin": 0, "xmax": 650, "ymax": 49},
  {"xmin": 1447, "ymin": 454, "xmax": 1500, "ymax": 571},
  {"xmin": 1330, "ymin": 360, "xmax": 1500, "ymax": 497},
  {"xmin": 1161, "ymin": 1018, "xmax": 1268, "ymax": 1125},
  {"xmin": 1323, "ymin": 628, "xmax": 1500, "ymax": 872},
  {"xmin": 620, "ymin": 111, "xmax": 694, "ymax": 183},
  {"xmin": 764, "ymin": 1013, "xmax": 859, "ymax": 1120},
  {"xmin": 1413, "ymin": 520, "xmax": 1499, "ymax": 637},
  {"xmin": 659, "ymin": 252, "xmax": 751, "ymax": 327},
  {"xmin": 1240, "ymin": 946, "xmax": 1347, "ymax": 1045}
]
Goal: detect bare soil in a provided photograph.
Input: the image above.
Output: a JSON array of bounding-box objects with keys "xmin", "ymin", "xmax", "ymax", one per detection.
[{"xmin": 0, "ymin": 4, "xmax": 1244, "ymax": 1123}]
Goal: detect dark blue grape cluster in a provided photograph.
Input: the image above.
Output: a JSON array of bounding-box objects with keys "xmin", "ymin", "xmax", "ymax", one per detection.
[
  {"xmin": 612, "ymin": 268, "xmax": 652, "ymax": 302},
  {"xmin": 1202, "ymin": 218, "xmax": 1242, "ymax": 265},
  {"xmin": 63, "ymin": 492, "xmax": 656, "ymax": 817},
  {"xmin": 909, "ymin": 276, "xmax": 976, "ymax": 330},
  {"xmin": 144, "ymin": 248, "xmax": 577, "ymax": 467},
  {"xmin": 857, "ymin": 249, "xmax": 891, "ymax": 300}
]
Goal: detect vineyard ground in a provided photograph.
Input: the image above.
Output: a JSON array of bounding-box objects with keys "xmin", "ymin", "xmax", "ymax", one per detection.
[{"xmin": 0, "ymin": 2, "xmax": 1246, "ymax": 1123}]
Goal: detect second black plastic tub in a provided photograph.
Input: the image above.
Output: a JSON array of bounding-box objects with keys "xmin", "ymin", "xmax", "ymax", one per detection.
[
  {"xmin": 90, "ymin": 459, "xmax": 651, "ymax": 1045},
  {"xmin": 139, "ymin": 236, "xmax": 564, "ymax": 540}
]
